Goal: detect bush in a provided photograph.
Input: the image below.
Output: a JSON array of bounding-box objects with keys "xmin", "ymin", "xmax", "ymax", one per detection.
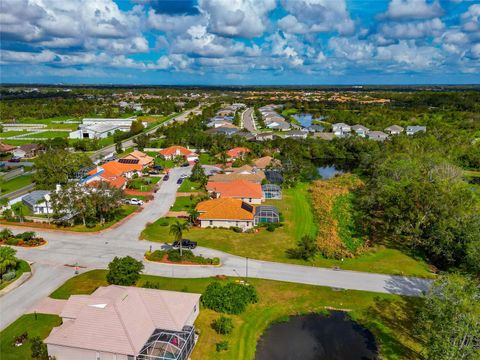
[
  {"xmin": 231, "ymin": 226, "xmax": 243, "ymax": 233},
  {"xmin": 146, "ymin": 250, "xmax": 166, "ymax": 262},
  {"xmin": 286, "ymin": 235, "xmax": 318, "ymax": 260},
  {"xmin": 30, "ymin": 337, "xmax": 48, "ymax": 360},
  {"xmin": 0, "ymin": 228, "xmax": 13, "ymax": 240},
  {"xmin": 266, "ymin": 223, "xmax": 276, "ymax": 232},
  {"xmin": 106, "ymin": 256, "xmax": 144, "ymax": 286},
  {"xmin": 16, "ymin": 232, "xmax": 36, "ymax": 241},
  {"xmin": 202, "ymin": 282, "xmax": 258, "ymax": 314},
  {"xmin": 5, "ymin": 237, "xmax": 19, "ymax": 246},
  {"xmin": 216, "ymin": 341, "xmax": 229, "ymax": 352},
  {"xmin": 212, "ymin": 316, "xmax": 234, "ymax": 335},
  {"xmin": 143, "ymin": 281, "xmax": 160, "ymax": 289},
  {"xmin": 2, "ymin": 271, "xmax": 16, "ymax": 282}
]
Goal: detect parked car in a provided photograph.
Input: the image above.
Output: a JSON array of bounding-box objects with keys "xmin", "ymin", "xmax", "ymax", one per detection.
[
  {"xmin": 8, "ymin": 157, "xmax": 21, "ymax": 163},
  {"xmin": 163, "ymin": 175, "xmax": 170, "ymax": 181},
  {"xmin": 176, "ymin": 178, "xmax": 184, "ymax": 184},
  {"xmin": 128, "ymin": 198, "xmax": 144, "ymax": 206},
  {"xmin": 180, "ymin": 174, "xmax": 188, "ymax": 179},
  {"xmin": 181, "ymin": 163, "xmax": 190, "ymax": 167},
  {"xmin": 152, "ymin": 165, "xmax": 163, "ymax": 171},
  {"xmin": 149, "ymin": 170, "xmax": 160, "ymax": 175},
  {"xmin": 172, "ymin": 239, "xmax": 197, "ymax": 249}
]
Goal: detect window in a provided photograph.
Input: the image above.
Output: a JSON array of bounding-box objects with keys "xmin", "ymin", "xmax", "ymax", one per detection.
[
  {"xmin": 96, "ymin": 352, "xmax": 100, "ymax": 360},
  {"xmin": 127, "ymin": 356, "xmax": 134, "ymax": 360},
  {"xmin": 209, "ymin": 220, "xmax": 213, "ymax": 226},
  {"xmin": 194, "ymin": 304, "xmax": 197, "ymax": 312},
  {"xmin": 236, "ymin": 222, "xmax": 239, "ymax": 227}
]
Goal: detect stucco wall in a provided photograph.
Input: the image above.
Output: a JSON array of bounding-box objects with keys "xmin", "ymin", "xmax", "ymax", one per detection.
[
  {"xmin": 47, "ymin": 345, "xmax": 130, "ymax": 360},
  {"xmin": 199, "ymin": 219, "xmax": 253, "ymax": 229}
]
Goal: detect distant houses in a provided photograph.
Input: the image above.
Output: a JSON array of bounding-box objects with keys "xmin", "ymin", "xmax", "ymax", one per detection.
[
  {"xmin": 159, "ymin": 146, "xmax": 199, "ymax": 163},
  {"xmin": 406, "ymin": 125, "xmax": 427, "ymax": 136},
  {"xmin": 351, "ymin": 125, "xmax": 369, "ymax": 137},
  {"xmin": 385, "ymin": 125, "xmax": 404, "ymax": 135},
  {"xmin": 332, "ymin": 123, "xmax": 351, "ymax": 137}
]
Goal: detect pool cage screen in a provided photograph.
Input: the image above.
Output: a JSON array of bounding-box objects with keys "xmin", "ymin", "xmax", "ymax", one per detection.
[
  {"xmin": 137, "ymin": 326, "xmax": 195, "ymax": 360},
  {"xmin": 255, "ymin": 206, "xmax": 280, "ymax": 224},
  {"xmin": 262, "ymin": 184, "xmax": 282, "ymax": 199}
]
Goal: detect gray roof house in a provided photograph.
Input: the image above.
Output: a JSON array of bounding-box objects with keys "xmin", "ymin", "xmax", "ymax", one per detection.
[
  {"xmin": 284, "ymin": 130, "xmax": 308, "ymax": 139},
  {"xmin": 22, "ymin": 190, "xmax": 52, "ymax": 215},
  {"xmin": 267, "ymin": 121, "xmax": 291, "ymax": 131},
  {"xmin": 406, "ymin": 126, "xmax": 427, "ymax": 135},
  {"xmin": 385, "ymin": 125, "xmax": 404, "ymax": 135},
  {"xmin": 351, "ymin": 124, "xmax": 369, "ymax": 137},
  {"xmin": 46, "ymin": 285, "xmax": 201, "ymax": 360},
  {"xmin": 308, "ymin": 124, "xmax": 325, "ymax": 133},
  {"xmin": 332, "ymin": 123, "xmax": 351, "ymax": 137},
  {"xmin": 367, "ymin": 131, "xmax": 389, "ymax": 142}
]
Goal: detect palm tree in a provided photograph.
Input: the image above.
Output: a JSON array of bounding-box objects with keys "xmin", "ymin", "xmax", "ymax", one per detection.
[
  {"xmin": 187, "ymin": 209, "xmax": 200, "ymax": 225},
  {"xmin": 169, "ymin": 220, "xmax": 190, "ymax": 257}
]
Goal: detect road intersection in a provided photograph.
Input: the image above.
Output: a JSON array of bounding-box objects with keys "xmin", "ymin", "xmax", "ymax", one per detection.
[{"xmin": 0, "ymin": 165, "xmax": 431, "ymax": 330}]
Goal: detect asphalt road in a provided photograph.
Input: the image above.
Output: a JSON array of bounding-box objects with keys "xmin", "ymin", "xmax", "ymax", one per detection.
[
  {"xmin": 0, "ymin": 165, "xmax": 432, "ymax": 330},
  {"xmin": 241, "ymin": 107, "xmax": 256, "ymax": 133}
]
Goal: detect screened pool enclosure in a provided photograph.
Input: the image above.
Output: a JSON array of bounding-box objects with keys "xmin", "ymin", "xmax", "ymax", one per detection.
[
  {"xmin": 262, "ymin": 184, "xmax": 282, "ymax": 199},
  {"xmin": 137, "ymin": 326, "xmax": 196, "ymax": 360},
  {"xmin": 255, "ymin": 205, "xmax": 280, "ymax": 224}
]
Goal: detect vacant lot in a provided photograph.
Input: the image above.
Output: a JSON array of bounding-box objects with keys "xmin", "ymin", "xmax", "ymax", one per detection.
[
  {"xmin": 47, "ymin": 270, "xmax": 423, "ymax": 360},
  {"xmin": 23, "ymin": 131, "xmax": 71, "ymax": 139}
]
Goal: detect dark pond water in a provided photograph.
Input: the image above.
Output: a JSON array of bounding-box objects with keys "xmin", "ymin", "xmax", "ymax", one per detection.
[
  {"xmin": 255, "ymin": 312, "xmax": 378, "ymax": 360},
  {"xmin": 317, "ymin": 165, "xmax": 345, "ymax": 179},
  {"xmin": 292, "ymin": 113, "xmax": 313, "ymax": 127}
]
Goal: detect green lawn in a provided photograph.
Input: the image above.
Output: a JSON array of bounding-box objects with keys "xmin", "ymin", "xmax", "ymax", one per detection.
[
  {"xmin": 0, "ymin": 175, "xmax": 33, "ymax": 195},
  {"xmin": 142, "ymin": 184, "xmax": 433, "ymax": 278},
  {"xmin": 0, "ymin": 260, "xmax": 30, "ymax": 291},
  {"xmin": 0, "ymin": 314, "xmax": 62, "ymax": 360},
  {"xmin": 127, "ymin": 177, "xmax": 160, "ymax": 192},
  {"xmin": 198, "ymin": 153, "xmax": 216, "ymax": 165},
  {"xmin": 178, "ymin": 179, "xmax": 203, "ymax": 192},
  {"xmin": 170, "ymin": 196, "xmax": 200, "ymax": 211},
  {"xmin": 67, "ymin": 205, "xmax": 138, "ymax": 232},
  {"xmin": 0, "ymin": 131, "xmax": 29, "ymax": 138},
  {"xmin": 49, "ymin": 270, "xmax": 424, "ymax": 360},
  {"xmin": 23, "ymin": 131, "xmax": 70, "ymax": 139}
]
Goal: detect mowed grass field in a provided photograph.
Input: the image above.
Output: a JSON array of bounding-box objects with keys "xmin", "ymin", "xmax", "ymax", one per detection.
[
  {"xmin": 46, "ymin": 270, "xmax": 423, "ymax": 360},
  {"xmin": 0, "ymin": 314, "xmax": 62, "ymax": 360},
  {"xmin": 142, "ymin": 183, "xmax": 433, "ymax": 277},
  {"xmin": 22, "ymin": 131, "xmax": 71, "ymax": 139},
  {"xmin": 0, "ymin": 175, "xmax": 33, "ymax": 195}
]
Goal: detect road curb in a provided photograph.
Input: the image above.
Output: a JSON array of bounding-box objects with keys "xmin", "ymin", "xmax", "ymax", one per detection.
[{"xmin": 0, "ymin": 269, "xmax": 32, "ymax": 297}]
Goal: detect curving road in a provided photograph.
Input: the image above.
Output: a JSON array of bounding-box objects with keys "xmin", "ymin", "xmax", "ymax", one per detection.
[{"xmin": 0, "ymin": 165, "xmax": 431, "ymax": 330}]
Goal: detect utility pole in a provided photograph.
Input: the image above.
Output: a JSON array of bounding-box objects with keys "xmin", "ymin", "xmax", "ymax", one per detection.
[{"xmin": 246, "ymin": 257, "xmax": 249, "ymax": 281}]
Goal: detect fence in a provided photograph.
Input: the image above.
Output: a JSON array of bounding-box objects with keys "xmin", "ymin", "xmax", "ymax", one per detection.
[{"xmin": 0, "ymin": 167, "xmax": 24, "ymax": 181}]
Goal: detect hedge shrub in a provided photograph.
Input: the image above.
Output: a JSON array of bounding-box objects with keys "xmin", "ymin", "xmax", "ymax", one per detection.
[
  {"xmin": 212, "ymin": 316, "xmax": 234, "ymax": 335},
  {"xmin": 202, "ymin": 282, "xmax": 258, "ymax": 314}
]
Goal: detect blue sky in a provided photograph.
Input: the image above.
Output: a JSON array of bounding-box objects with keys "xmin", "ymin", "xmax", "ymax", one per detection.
[{"xmin": 0, "ymin": 0, "xmax": 479, "ymax": 85}]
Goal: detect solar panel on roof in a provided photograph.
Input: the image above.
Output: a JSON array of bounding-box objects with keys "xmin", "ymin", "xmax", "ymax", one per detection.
[
  {"xmin": 241, "ymin": 202, "xmax": 254, "ymax": 213},
  {"xmin": 118, "ymin": 158, "xmax": 140, "ymax": 164}
]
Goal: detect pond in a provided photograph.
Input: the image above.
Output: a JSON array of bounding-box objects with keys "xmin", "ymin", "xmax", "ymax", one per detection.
[
  {"xmin": 255, "ymin": 312, "xmax": 378, "ymax": 360},
  {"xmin": 317, "ymin": 165, "xmax": 345, "ymax": 179},
  {"xmin": 292, "ymin": 113, "xmax": 313, "ymax": 127}
]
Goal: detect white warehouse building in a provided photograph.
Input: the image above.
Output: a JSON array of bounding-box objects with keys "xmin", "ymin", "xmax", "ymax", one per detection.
[{"xmin": 69, "ymin": 118, "xmax": 146, "ymax": 140}]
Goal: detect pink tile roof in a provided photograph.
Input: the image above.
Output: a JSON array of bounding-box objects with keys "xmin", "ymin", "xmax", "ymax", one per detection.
[{"xmin": 45, "ymin": 285, "xmax": 200, "ymax": 356}]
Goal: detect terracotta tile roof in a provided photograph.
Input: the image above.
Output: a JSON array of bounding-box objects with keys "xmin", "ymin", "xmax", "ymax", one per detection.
[
  {"xmin": 196, "ymin": 198, "xmax": 255, "ymax": 220},
  {"xmin": 45, "ymin": 285, "xmax": 201, "ymax": 356},
  {"xmin": 253, "ymin": 156, "xmax": 280, "ymax": 169},
  {"xmin": 159, "ymin": 146, "xmax": 197, "ymax": 157},
  {"xmin": 99, "ymin": 160, "xmax": 142, "ymax": 176},
  {"xmin": 226, "ymin": 147, "xmax": 250, "ymax": 158},
  {"xmin": 0, "ymin": 142, "xmax": 16, "ymax": 152},
  {"xmin": 209, "ymin": 170, "xmax": 265, "ymax": 184},
  {"xmin": 122, "ymin": 150, "xmax": 154, "ymax": 166},
  {"xmin": 207, "ymin": 180, "xmax": 263, "ymax": 199},
  {"xmin": 87, "ymin": 170, "xmax": 127, "ymax": 189}
]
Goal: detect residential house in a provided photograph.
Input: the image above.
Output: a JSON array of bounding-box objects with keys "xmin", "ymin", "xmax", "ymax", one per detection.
[
  {"xmin": 226, "ymin": 147, "xmax": 250, "ymax": 160},
  {"xmin": 253, "ymin": 156, "xmax": 279, "ymax": 170},
  {"xmin": 332, "ymin": 123, "xmax": 351, "ymax": 137},
  {"xmin": 351, "ymin": 125, "xmax": 369, "ymax": 137},
  {"xmin": 207, "ymin": 180, "xmax": 264, "ymax": 204},
  {"xmin": 266, "ymin": 121, "xmax": 291, "ymax": 131},
  {"xmin": 82, "ymin": 160, "xmax": 142, "ymax": 189},
  {"xmin": 284, "ymin": 130, "xmax": 308, "ymax": 139},
  {"xmin": 12, "ymin": 143, "xmax": 43, "ymax": 158},
  {"xmin": 307, "ymin": 124, "xmax": 325, "ymax": 133},
  {"xmin": 45, "ymin": 285, "xmax": 201, "ymax": 360},
  {"xmin": 196, "ymin": 198, "xmax": 255, "ymax": 229},
  {"xmin": 217, "ymin": 109, "xmax": 234, "ymax": 117},
  {"xmin": 406, "ymin": 126, "xmax": 427, "ymax": 136},
  {"xmin": 0, "ymin": 142, "xmax": 16, "ymax": 154},
  {"xmin": 121, "ymin": 150, "xmax": 154, "ymax": 168},
  {"xmin": 210, "ymin": 165, "xmax": 265, "ymax": 184},
  {"xmin": 255, "ymin": 132, "xmax": 275, "ymax": 141},
  {"xmin": 159, "ymin": 146, "xmax": 199, "ymax": 163},
  {"xmin": 22, "ymin": 190, "xmax": 53, "ymax": 214},
  {"xmin": 385, "ymin": 125, "xmax": 404, "ymax": 135},
  {"xmin": 367, "ymin": 131, "xmax": 389, "ymax": 142}
]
